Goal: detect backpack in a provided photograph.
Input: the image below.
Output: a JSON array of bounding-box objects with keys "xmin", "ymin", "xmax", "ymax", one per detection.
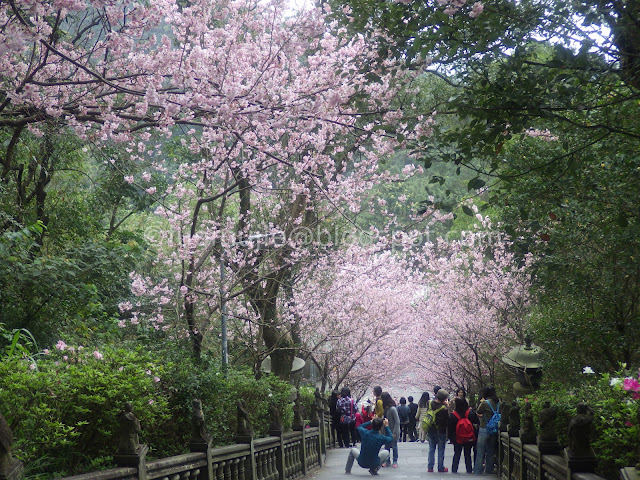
[
  {"xmin": 422, "ymin": 403, "xmax": 445, "ymax": 431},
  {"xmin": 453, "ymin": 409, "xmax": 475, "ymax": 444},
  {"xmin": 340, "ymin": 398, "xmax": 355, "ymax": 425},
  {"xmin": 485, "ymin": 401, "xmax": 500, "ymax": 435}
]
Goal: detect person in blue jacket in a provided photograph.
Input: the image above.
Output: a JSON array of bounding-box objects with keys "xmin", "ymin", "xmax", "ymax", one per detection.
[{"xmin": 345, "ymin": 417, "xmax": 393, "ymax": 475}]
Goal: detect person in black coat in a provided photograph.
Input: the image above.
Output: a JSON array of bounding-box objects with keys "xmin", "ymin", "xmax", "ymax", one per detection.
[
  {"xmin": 407, "ymin": 396, "xmax": 419, "ymax": 441},
  {"xmin": 448, "ymin": 397, "xmax": 479, "ymax": 473},
  {"xmin": 329, "ymin": 390, "xmax": 342, "ymax": 447}
]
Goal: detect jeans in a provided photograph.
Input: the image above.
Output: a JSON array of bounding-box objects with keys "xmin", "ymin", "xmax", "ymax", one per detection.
[
  {"xmin": 345, "ymin": 447, "xmax": 390, "ymax": 473},
  {"xmin": 427, "ymin": 431, "xmax": 447, "ymax": 471},
  {"xmin": 473, "ymin": 427, "xmax": 497, "ymax": 474},
  {"xmin": 385, "ymin": 439, "xmax": 398, "ymax": 464}
]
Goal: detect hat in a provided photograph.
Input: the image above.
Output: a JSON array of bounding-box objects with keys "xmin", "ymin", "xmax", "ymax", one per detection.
[{"xmin": 436, "ymin": 389, "xmax": 449, "ymax": 401}]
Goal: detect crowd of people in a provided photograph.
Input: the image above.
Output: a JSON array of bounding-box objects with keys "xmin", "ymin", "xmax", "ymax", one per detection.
[{"xmin": 332, "ymin": 384, "xmax": 502, "ymax": 475}]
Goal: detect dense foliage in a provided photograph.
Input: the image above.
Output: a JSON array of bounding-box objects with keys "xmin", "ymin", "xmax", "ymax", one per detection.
[
  {"xmin": 519, "ymin": 367, "xmax": 639, "ymax": 479},
  {"xmin": 1, "ymin": 0, "xmax": 639, "ymax": 475},
  {"xmin": 0, "ymin": 334, "xmax": 301, "ymax": 478},
  {"xmin": 326, "ymin": 0, "xmax": 640, "ymax": 383}
]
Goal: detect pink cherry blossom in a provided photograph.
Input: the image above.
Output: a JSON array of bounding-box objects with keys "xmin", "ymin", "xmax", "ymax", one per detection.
[{"xmin": 469, "ymin": 2, "xmax": 484, "ymax": 18}]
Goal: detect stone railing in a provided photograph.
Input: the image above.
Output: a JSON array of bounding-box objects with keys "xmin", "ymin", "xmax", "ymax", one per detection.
[
  {"xmin": 0, "ymin": 397, "xmax": 340, "ymax": 480},
  {"xmin": 496, "ymin": 400, "xmax": 637, "ymax": 480},
  {"xmin": 498, "ymin": 434, "xmax": 604, "ymax": 480},
  {"xmin": 57, "ymin": 429, "xmax": 322, "ymax": 480}
]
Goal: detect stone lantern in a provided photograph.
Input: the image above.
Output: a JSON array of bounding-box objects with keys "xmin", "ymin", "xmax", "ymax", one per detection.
[{"xmin": 502, "ymin": 334, "xmax": 543, "ymax": 397}]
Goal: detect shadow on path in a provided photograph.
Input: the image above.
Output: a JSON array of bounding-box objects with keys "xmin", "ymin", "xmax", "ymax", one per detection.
[{"xmin": 306, "ymin": 441, "xmax": 498, "ymax": 480}]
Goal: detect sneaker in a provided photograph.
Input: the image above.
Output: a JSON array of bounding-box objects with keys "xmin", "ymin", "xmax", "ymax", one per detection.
[
  {"xmin": 392, "ymin": 463, "xmax": 398, "ymax": 468},
  {"xmin": 369, "ymin": 468, "xmax": 379, "ymax": 476},
  {"xmin": 428, "ymin": 468, "xmax": 434, "ymax": 472},
  {"xmin": 438, "ymin": 467, "xmax": 449, "ymax": 473}
]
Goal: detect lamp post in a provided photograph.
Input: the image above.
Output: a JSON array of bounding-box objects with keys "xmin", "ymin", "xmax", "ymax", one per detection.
[
  {"xmin": 502, "ymin": 334, "xmax": 543, "ymax": 397},
  {"xmin": 220, "ymin": 256, "xmax": 229, "ymax": 370},
  {"xmin": 220, "ymin": 232, "xmax": 284, "ymax": 371}
]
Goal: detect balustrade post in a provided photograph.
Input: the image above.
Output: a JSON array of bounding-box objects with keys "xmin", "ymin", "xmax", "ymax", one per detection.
[
  {"xmin": 536, "ymin": 401, "xmax": 562, "ymax": 480},
  {"xmin": 497, "ymin": 432, "xmax": 509, "ymax": 480},
  {"xmin": 0, "ymin": 412, "xmax": 23, "ymax": 480},
  {"xmin": 113, "ymin": 402, "xmax": 148, "ymax": 480},
  {"xmin": 190, "ymin": 399, "xmax": 214, "ymax": 480},
  {"xmin": 564, "ymin": 402, "xmax": 597, "ymax": 478},
  {"xmin": 114, "ymin": 445, "xmax": 148, "ymax": 480},
  {"xmin": 268, "ymin": 403, "xmax": 284, "ymax": 480},
  {"xmin": 275, "ymin": 436, "xmax": 285, "ymax": 480},
  {"xmin": 300, "ymin": 428, "xmax": 307, "ymax": 476},
  {"xmin": 236, "ymin": 400, "xmax": 256, "ymax": 480},
  {"xmin": 313, "ymin": 389, "xmax": 325, "ymax": 467},
  {"xmin": 620, "ymin": 406, "xmax": 640, "ymax": 480}
]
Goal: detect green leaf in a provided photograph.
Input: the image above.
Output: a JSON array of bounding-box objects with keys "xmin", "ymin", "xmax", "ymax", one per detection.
[
  {"xmin": 462, "ymin": 205, "xmax": 474, "ymax": 216},
  {"xmin": 467, "ymin": 177, "xmax": 486, "ymax": 191},
  {"xmin": 616, "ymin": 213, "xmax": 628, "ymax": 228}
]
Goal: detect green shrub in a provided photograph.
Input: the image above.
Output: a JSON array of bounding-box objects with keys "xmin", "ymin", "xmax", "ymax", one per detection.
[
  {"xmin": 0, "ymin": 341, "xmax": 309, "ymax": 479},
  {"xmin": 298, "ymin": 385, "xmax": 317, "ymax": 423},
  {"xmin": 162, "ymin": 354, "xmax": 295, "ymax": 445},
  {"xmin": 518, "ymin": 367, "xmax": 639, "ymax": 480},
  {"xmin": 0, "ymin": 344, "xmax": 171, "ymax": 478}
]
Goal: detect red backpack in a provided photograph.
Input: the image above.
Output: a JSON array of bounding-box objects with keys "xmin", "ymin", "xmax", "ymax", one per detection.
[{"xmin": 453, "ymin": 409, "xmax": 475, "ymax": 444}]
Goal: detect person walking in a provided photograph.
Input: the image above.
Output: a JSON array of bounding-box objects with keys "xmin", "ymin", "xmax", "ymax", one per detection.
[
  {"xmin": 344, "ymin": 417, "xmax": 393, "ymax": 475},
  {"xmin": 415, "ymin": 392, "xmax": 430, "ymax": 442},
  {"xmin": 427, "ymin": 389, "xmax": 449, "ymax": 473},
  {"xmin": 337, "ymin": 387, "xmax": 357, "ymax": 448},
  {"xmin": 407, "ymin": 396, "xmax": 418, "ymax": 442},
  {"xmin": 448, "ymin": 397, "xmax": 478, "ymax": 473},
  {"xmin": 381, "ymin": 392, "xmax": 400, "ymax": 468},
  {"xmin": 329, "ymin": 390, "xmax": 343, "ymax": 447},
  {"xmin": 473, "ymin": 385, "xmax": 500, "ymax": 475},
  {"xmin": 396, "ymin": 397, "xmax": 410, "ymax": 442}
]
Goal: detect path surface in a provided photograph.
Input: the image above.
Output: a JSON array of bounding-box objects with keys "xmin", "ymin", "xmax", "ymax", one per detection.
[{"xmin": 307, "ymin": 441, "xmax": 498, "ymax": 480}]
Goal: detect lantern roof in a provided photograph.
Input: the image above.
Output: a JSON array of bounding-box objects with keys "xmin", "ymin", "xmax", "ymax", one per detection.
[{"xmin": 503, "ymin": 335, "xmax": 542, "ymax": 370}]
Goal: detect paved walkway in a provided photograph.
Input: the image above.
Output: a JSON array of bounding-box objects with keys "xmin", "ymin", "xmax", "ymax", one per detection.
[{"xmin": 307, "ymin": 441, "xmax": 498, "ymax": 480}]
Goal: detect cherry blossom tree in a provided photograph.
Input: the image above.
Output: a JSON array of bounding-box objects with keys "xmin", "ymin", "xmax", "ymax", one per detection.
[
  {"xmin": 407, "ymin": 211, "xmax": 535, "ymax": 392},
  {"xmin": 293, "ymin": 243, "xmax": 424, "ymax": 392},
  {"xmin": 290, "ymin": 209, "xmax": 535, "ymax": 394},
  {"xmin": 1, "ymin": 0, "xmax": 430, "ymax": 375}
]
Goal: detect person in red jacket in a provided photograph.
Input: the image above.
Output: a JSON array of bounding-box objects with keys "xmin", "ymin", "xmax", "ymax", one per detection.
[{"xmin": 359, "ymin": 405, "xmax": 375, "ymax": 428}]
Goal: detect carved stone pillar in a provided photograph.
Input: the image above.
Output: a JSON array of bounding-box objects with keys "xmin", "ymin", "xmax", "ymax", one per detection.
[
  {"xmin": 564, "ymin": 402, "xmax": 597, "ymax": 473},
  {"xmin": 0, "ymin": 413, "xmax": 23, "ymax": 480},
  {"xmin": 537, "ymin": 401, "xmax": 562, "ymax": 455}
]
